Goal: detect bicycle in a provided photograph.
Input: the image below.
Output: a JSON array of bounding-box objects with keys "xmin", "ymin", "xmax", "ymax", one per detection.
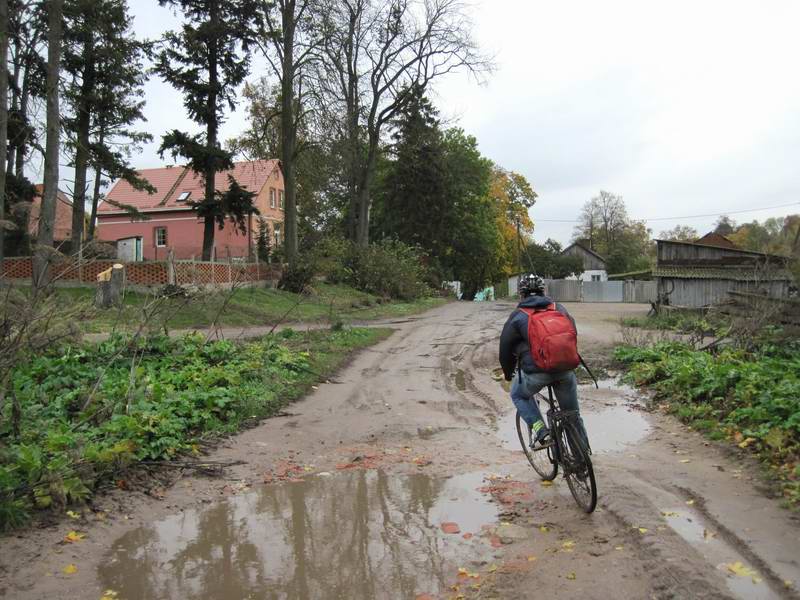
[{"xmin": 515, "ymin": 384, "xmax": 598, "ymax": 513}]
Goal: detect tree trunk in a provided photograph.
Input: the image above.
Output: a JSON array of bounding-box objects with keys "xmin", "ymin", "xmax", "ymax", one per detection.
[
  {"xmin": 4, "ymin": 19, "xmax": 17, "ymax": 178},
  {"xmin": 33, "ymin": 0, "xmax": 63, "ymax": 287},
  {"xmin": 0, "ymin": 0, "xmax": 9, "ymax": 264},
  {"xmin": 354, "ymin": 134, "xmax": 379, "ymax": 247},
  {"xmin": 88, "ymin": 163, "xmax": 103, "ymax": 240},
  {"xmin": 14, "ymin": 50, "xmax": 33, "ymax": 179},
  {"xmin": 71, "ymin": 36, "xmax": 95, "ymax": 249},
  {"xmin": 280, "ymin": 0, "xmax": 298, "ymax": 268},
  {"xmin": 201, "ymin": 0, "xmax": 219, "ymax": 262}
]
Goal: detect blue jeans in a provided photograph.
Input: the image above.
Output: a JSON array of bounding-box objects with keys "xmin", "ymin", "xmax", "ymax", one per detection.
[{"xmin": 511, "ymin": 370, "xmax": 587, "ymax": 443}]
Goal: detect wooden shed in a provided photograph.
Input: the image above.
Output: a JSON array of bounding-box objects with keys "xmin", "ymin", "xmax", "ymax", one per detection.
[
  {"xmin": 654, "ymin": 239, "xmax": 791, "ymax": 308},
  {"xmin": 561, "ymin": 241, "xmax": 608, "ymax": 281}
]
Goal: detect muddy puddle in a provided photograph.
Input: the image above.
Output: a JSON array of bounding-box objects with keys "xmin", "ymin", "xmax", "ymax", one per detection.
[
  {"xmin": 660, "ymin": 507, "xmax": 782, "ymax": 600},
  {"xmin": 98, "ymin": 470, "xmax": 498, "ymax": 600},
  {"xmin": 496, "ymin": 379, "xmax": 651, "ymax": 453}
]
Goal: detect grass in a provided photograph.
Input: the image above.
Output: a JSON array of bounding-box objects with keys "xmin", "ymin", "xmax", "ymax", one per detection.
[
  {"xmin": 621, "ymin": 310, "xmax": 727, "ymax": 337},
  {"xmin": 615, "ymin": 341, "xmax": 800, "ymax": 509},
  {"xmin": 0, "ymin": 327, "xmax": 392, "ymax": 530},
  {"xmin": 35, "ymin": 282, "xmax": 447, "ymax": 333}
]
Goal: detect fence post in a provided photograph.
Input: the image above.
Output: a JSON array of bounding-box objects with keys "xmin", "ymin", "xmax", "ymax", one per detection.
[
  {"xmin": 167, "ymin": 248, "xmax": 175, "ymax": 285},
  {"xmin": 192, "ymin": 255, "xmax": 197, "ymax": 287}
]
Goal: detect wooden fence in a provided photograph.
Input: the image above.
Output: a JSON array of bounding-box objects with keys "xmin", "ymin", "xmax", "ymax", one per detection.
[{"xmin": 0, "ymin": 255, "xmax": 282, "ymax": 290}]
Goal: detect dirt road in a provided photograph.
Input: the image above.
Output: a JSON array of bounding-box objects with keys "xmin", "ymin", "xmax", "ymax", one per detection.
[{"xmin": 2, "ymin": 300, "xmax": 799, "ymax": 599}]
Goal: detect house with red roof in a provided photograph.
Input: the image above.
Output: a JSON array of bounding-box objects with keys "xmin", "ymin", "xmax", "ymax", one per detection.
[
  {"xmin": 28, "ymin": 185, "xmax": 76, "ymax": 244},
  {"xmin": 95, "ymin": 159, "xmax": 284, "ymax": 261}
]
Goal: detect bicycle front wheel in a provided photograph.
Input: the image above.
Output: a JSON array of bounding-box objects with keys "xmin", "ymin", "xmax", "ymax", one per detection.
[
  {"xmin": 516, "ymin": 410, "xmax": 557, "ymax": 481},
  {"xmin": 560, "ymin": 421, "xmax": 597, "ymax": 513}
]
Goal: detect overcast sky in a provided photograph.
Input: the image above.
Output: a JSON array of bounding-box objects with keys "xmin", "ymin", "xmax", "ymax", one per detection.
[{"xmin": 49, "ymin": 0, "xmax": 800, "ymax": 245}]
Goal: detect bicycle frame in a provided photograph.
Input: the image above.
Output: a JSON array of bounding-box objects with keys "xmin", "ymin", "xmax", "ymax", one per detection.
[{"xmin": 542, "ymin": 385, "xmax": 581, "ymax": 472}]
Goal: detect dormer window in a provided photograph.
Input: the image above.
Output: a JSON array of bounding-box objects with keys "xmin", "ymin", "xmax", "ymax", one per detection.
[{"xmin": 176, "ymin": 191, "xmax": 191, "ymax": 202}]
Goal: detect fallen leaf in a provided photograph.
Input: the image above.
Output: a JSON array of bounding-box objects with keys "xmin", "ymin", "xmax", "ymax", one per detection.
[
  {"xmin": 615, "ymin": 545, "xmax": 624, "ymax": 551},
  {"xmin": 785, "ymin": 580, "xmax": 794, "ymax": 588},
  {"xmin": 679, "ymin": 459, "xmax": 691, "ymax": 464},
  {"xmin": 441, "ymin": 522, "xmax": 461, "ymax": 534},
  {"xmin": 738, "ymin": 437, "xmax": 756, "ymax": 449},
  {"xmin": 685, "ymin": 499, "xmax": 695, "ymax": 506},
  {"xmin": 100, "ymin": 591, "xmax": 119, "ymax": 600},
  {"xmin": 539, "ymin": 525, "xmax": 550, "ymax": 533},
  {"xmin": 638, "ymin": 528, "xmax": 648, "ymax": 534},
  {"xmin": 527, "ymin": 555, "xmax": 537, "ymax": 562},
  {"xmin": 703, "ymin": 529, "xmax": 716, "ymax": 540},
  {"xmin": 562, "ymin": 540, "xmax": 575, "ymax": 551},
  {"xmin": 540, "ymin": 480, "xmax": 553, "ymax": 487},
  {"xmin": 414, "ymin": 595, "xmax": 435, "ymax": 600},
  {"xmin": 566, "ymin": 572, "xmax": 576, "ymax": 580},
  {"xmin": 63, "ymin": 564, "xmax": 78, "ymax": 575},
  {"xmin": 726, "ymin": 561, "xmax": 761, "ymax": 583},
  {"xmin": 661, "ymin": 511, "xmax": 679, "ymax": 517},
  {"xmin": 488, "ymin": 564, "xmax": 498, "ymax": 573},
  {"xmin": 64, "ymin": 531, "xmax": 85, "ymax": 543},
  {"xmin": 66, "ymin": 511, "xmax": 80, "ymax": 520}
]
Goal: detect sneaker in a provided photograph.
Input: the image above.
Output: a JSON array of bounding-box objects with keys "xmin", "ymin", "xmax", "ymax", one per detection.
[{"xmin": 530, "ymin": 420, "xmax": 551, "ymax": 446}]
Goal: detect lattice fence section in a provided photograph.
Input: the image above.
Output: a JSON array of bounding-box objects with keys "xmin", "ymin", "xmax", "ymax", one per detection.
[{"xmin": 1, "ymin": 257, "xmax": 274, "ymax": 288}]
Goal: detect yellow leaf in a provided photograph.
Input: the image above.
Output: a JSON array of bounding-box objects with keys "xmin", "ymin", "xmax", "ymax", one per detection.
[
  {"xmin": 66, "ymin": 511, "xmax": 80, "ymax": 520},
  {"xmin": 686, "ymin": 499, "xmax": 695, "ymax": 506},
  {"xmin": 703, "ymin": 529, "xmax": 716, "ymax": 540},
  {"xmin": 64, "ymin": 531, "xmax": 85, "ymax": 543},
  {"xmin": 615, "ymin": 545, "xmax": 624, "ymax": 551},
  {"xmin": 63, "ymin": 564, "xmax": 78, "ymax": 575},
  {"xmin": 539, "ymin": 525, "xmax": 550, "ymax": 533},
  {"xmin": 562, "ymin": 540, "xmax": 575, "ymax": 550},
  {"xmin": 540, "ymin": 480, "xmax": 553, "ymax": 487},
  {"xmin": 100, "ymin": 591, "xmax": 119, "ymax": 600},
  {"xmin": 661, "ymin": 511, "xmax": 678, "ymax": 517},
  {"xmin": 457, "ymin": 567, "xmax": 468, "ymax": 575},
  {"xmin": 488, "ymin": 564, "xmax": 498, "ymax": 573},
  {"xmin": 679, "ymin": 459, "xmax": 691, "ymax": 464},
  {"xmin": 527, "ymin": 555, "xmax": 537, "ymax": 562},
  {"xmin": 727, "ymin": 561, "xmax": 760, "ymax": 583},
  {"xmin": 738, "ymin": 437, "xmax": 756, "ymax": 449},
  {"xmin": 566, "ymin": 572, "xmax": 576, "ymax": 580},
  {"xmin": 638, "ymin": 528, "xmax": 648, "ymax": 534}
]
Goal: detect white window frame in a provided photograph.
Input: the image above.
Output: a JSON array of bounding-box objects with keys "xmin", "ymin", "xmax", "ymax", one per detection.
[
  {"xmin": 273, "ymin": 223, "xmax": 282, "ymax": 246},
  {"xmin": 176, "ymin": 191, "xmax": 191, "ymax": 202},
  {"xmin": 155, "ymin": 227, "xmax": 168, "ymax": 247},
  {"xmin": 269, "ymin": 188, "xmax": 276, "ymax": 209}
]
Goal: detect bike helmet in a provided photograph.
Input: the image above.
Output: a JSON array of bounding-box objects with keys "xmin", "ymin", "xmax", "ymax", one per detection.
[{"xmin": 518, "ymin": 273, "xmax": 545, "ymax": 297}]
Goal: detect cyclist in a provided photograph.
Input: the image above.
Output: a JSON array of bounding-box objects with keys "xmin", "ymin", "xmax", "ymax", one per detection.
[{"xmin": 499, "ymin": 273, "xmax": 587, "ymax": 447}]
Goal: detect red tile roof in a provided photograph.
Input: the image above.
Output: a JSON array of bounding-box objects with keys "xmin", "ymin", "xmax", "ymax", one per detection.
[
  {"xmin": 98, "ymin": 159, "xmax": 280, "ymax": 213},
  {"xmin": 694, "ymin": 232, "xmax": 738, "ymax": 249}
]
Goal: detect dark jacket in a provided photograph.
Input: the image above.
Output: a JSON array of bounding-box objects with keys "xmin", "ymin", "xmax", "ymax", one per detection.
[{"xmin": 498, "ymin": 295, "xmax": 577, "ymax": 380}]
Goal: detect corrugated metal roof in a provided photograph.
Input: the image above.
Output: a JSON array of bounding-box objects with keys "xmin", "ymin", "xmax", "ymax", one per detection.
[{"xmin": 653, "ymin": 266, "xmax": 791, "ymax": 281}]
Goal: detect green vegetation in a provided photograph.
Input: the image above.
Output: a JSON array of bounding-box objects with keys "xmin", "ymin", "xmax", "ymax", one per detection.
[
  {"xmin": 615, "ymin": 341, "xmax": 800, "ymax": 508},
  {"xmin": 37, "ymin": 283, "xmax": 445, "ymax": 334},
  {"xmin": 0, "ymin": 327, "xmax": 391, "ymax": 529},
  {"xmin": 621, "ymin": 311, "xmax": 728, "ymax": 338}
]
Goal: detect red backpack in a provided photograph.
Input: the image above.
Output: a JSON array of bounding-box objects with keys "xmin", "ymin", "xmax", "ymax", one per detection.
[{"xmin": 520, "ymin": 304, "xmax": 580, "ymax": 372}]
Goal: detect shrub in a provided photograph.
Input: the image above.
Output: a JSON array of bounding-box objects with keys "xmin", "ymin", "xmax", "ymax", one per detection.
[
  {"xmin": 316, "ymin": 238, "xmax": 433, "ymax": 300},
  {"xmin": 279, "ymin": 260, "xmax": 316, "ymax": 293}
]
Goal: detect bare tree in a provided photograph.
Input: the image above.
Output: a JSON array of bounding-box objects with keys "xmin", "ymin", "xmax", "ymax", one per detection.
[
  {"xmin": 318, "ymin": 0, "xmax": 490, "ymax": 246},
  {"xmin": 32, "ymin": 0, "xmax": 63, "ymax": 286},
  {"xmin": 0, "ymin": 0, "xmax": 9, "ymax": 264},
  {"xmin": 257, "ymin": 0, "xmax": 327, "ymax": 268}
]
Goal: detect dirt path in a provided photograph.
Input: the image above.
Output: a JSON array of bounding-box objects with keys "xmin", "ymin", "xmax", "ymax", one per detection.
[{"xmin": 2, "ymin": 301, "xmax": 799, "ymax": 600}]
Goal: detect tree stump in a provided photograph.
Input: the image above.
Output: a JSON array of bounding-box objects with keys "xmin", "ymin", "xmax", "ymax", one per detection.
[{"xmin": 95, "ymin": 263, "xmax": 125, "ymax": 308}]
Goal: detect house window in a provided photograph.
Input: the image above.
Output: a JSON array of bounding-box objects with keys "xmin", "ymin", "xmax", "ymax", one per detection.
[
  {"xmin": 270, "ymin": 188, "xmax": 276, "ymax": 208},
  {"xmin": 591, "ymin": 274, "xmax": 601, "ymax": 282},
  {"xmin": 279, "ymin": 190, "xmax": 285, "ymax": 210},
  {"xmin": 176, "ymin": 191, "xmax": 191, "ymax": 202},
  {"xmin": 155, "ymin": 227, "xmax": 167, "ymax": 247},
  {"xmin": 273, "ymin": 223, "xmax": 282, "ymax": 246}
]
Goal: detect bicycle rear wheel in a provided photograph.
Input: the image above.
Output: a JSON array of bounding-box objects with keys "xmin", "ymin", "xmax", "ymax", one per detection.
[
  {"xmin": 516, "ymin": 409, "xmax": 557, "ymax": 481},
  {"xmin": 560, "ymin": 421, "xmax": 597, "ymax": 513}
]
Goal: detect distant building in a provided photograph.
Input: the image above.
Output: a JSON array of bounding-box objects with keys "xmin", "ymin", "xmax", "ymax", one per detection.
[
  {"xmin": 560, "ymin": 240, "xmax": 608, "ymax": 282},
  {"xmin": 28, "ymin": 185, "xmax": 75, "ymax": 244},
  {"xmin": 96, "ymin": 159, "xmax": 284, "ymax": 261},
  {"xmin": 653, "ymin": 238, "xmax": 790, "ymax": 307},
  {"xmin": 694, "ymin": 231, "xmax": 738, "ymax": 249}
]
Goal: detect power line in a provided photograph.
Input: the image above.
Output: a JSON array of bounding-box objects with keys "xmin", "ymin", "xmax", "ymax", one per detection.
[{"xmin": 534, "ymin": 201, "xmax": 800, "ymax": 224}]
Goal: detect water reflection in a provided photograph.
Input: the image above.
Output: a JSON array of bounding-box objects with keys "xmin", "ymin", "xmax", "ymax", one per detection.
[{"xmin": 99, "ymin": 470, "xmax": 496, "ymax": 600}]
